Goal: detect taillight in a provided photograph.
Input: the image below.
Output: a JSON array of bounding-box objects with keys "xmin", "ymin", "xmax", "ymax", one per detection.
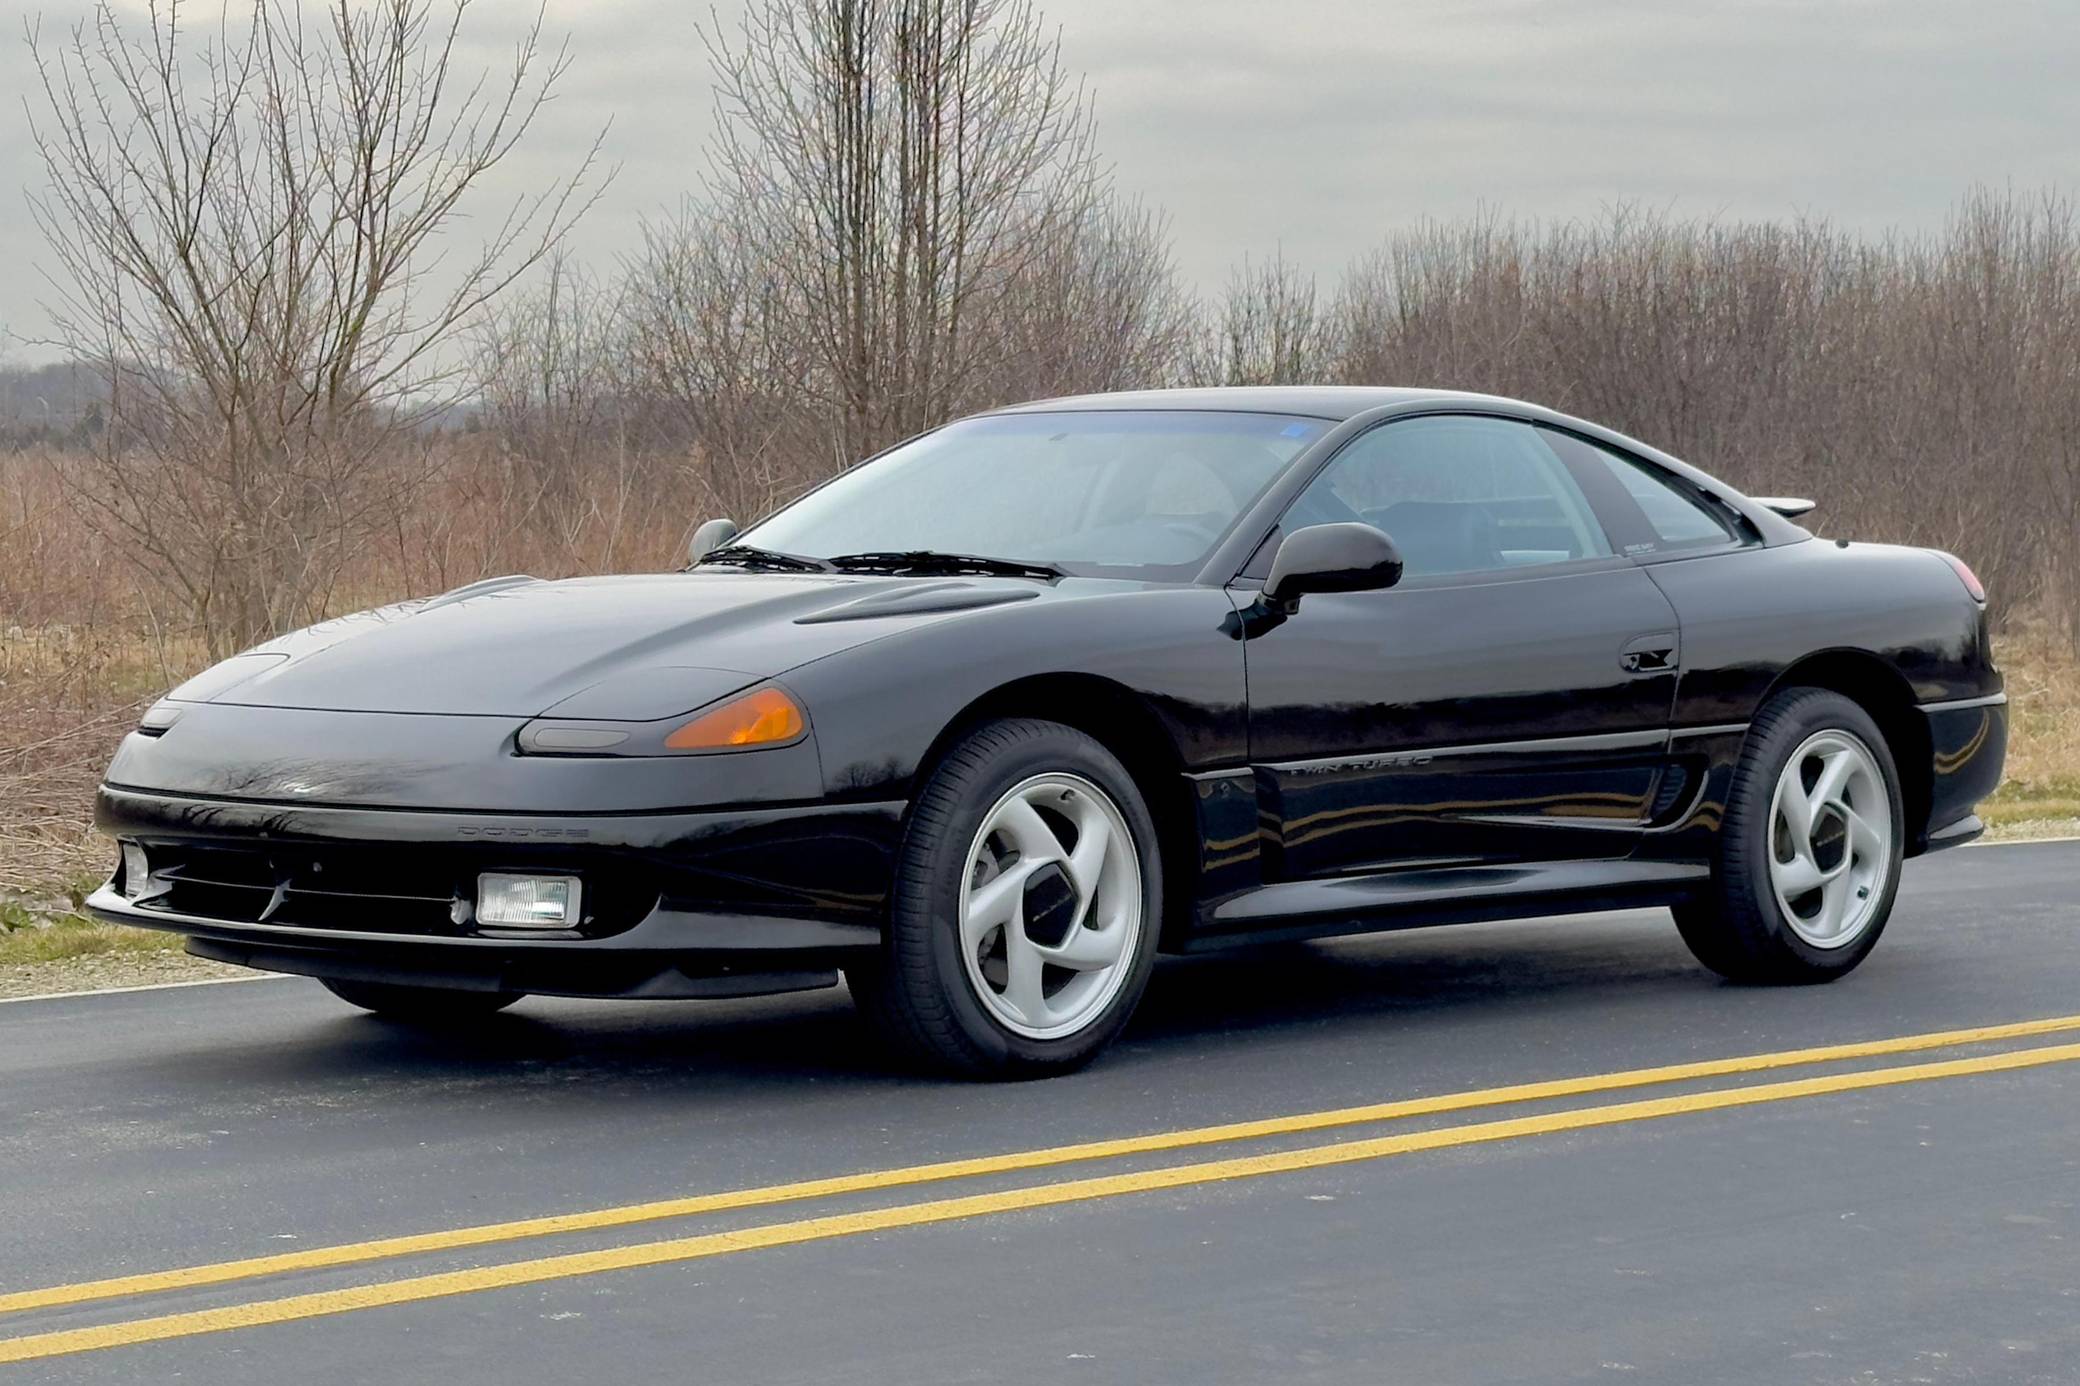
[{"xmin": 1935, "ymin": 551, "xmax": 1986, "ymax": 604}]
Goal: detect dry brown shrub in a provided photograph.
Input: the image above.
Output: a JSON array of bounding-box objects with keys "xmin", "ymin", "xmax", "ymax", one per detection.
[{"xmin": 1991, "ymin": 616, "xmax": 2080, "ymax": 817}]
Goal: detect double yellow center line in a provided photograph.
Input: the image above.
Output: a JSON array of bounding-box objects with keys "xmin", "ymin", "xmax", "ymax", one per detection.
[{"xmin": 7, "ymin": 1013, "xmax": 2080, "ymax": 1365}]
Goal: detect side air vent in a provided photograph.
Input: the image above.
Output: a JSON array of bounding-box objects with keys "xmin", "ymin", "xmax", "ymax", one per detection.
[{"xmin": 1650, "ymin": 764, "xmax": 1693, "ymax": 821}]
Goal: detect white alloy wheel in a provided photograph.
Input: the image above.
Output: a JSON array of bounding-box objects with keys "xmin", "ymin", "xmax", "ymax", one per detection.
[
  {"xmin": 1766, "ymin": 729, "xmax": 1895, "ymax": 950},
  {"xmin": 957, "ymin": 772, "xmax": 1144, "ymax": 1040}
]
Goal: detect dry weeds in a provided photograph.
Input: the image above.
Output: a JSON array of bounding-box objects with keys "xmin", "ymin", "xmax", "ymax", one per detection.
[{"xmin": 1986, "ymin": 619, "xmax": 2080, "ymax": 828}]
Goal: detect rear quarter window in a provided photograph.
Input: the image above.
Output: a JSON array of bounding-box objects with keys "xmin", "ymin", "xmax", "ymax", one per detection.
[{"xmin": 1543, "ymin": 429, "xmax": 1746, "ymax": 558}]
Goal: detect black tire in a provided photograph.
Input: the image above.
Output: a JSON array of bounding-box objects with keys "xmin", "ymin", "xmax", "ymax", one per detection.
[
  {"xmin": 847, "ymin": 718, "xmax": 1163, "ymax": 1078},
  {"xmin": 320, "ymin": 978, "xmax": 523, "ymax": 1021},
  {"xmin": 1675, "ymin": 688, "xmax": 1905, "ymax": 984}
]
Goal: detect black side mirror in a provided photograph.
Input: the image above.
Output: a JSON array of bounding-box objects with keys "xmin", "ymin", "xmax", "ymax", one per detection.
[
  {"xmin": 1262, "ymin": 522, "xmax": 1404, "ymax": 610},
  {"xmin": 688, "ymin": 517, "xmax": 739, "ymax": 564}
]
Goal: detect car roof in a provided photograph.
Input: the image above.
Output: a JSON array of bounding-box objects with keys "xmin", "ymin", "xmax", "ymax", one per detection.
[
  {"xmin": 980, "ymin": 384, "xmax": 1812, "ymax": 549},
  {"xmin": 991, "ymin": 385, "xmax": 1529, "ymax": 422}
]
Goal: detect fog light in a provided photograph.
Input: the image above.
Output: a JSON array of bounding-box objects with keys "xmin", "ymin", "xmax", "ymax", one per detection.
[
  {"xmin": 476, "ymin": 873, "xmax": 581, "ymax": 929},
  {"xmin": 120, "ymin": 842, "xmax": 151, "ymax": 901}
]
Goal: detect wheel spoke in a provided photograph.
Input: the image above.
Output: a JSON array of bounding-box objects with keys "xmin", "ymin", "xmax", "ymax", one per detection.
[
  {"xmin": 1843, "ymin": 806, "xmax": 1886, "ymax": 863},
  {"xmin": 1778, "ymin": 777, "xmax": 1815, "ymax": 844},
  {"xmin": 1063, "ymin": 809, "xmax": 1112, "ymax": 906},
  {"xmin": 1045, "ymin": 918, "xmax": 1128, "ymax": 971},
  {"xmin": 1000, "ymin": 919, "xmax": 1050, "ymax": 1026},
  {"xmin": 1775, "ymin": 848, "xmax": 1829, "ymax": 897},
  {"xmin": 995, "ymin": 795, "xmax": 1063, "ymax": 864},
  {"xmin": 1816, "ymin": 870, "xmax": 1855, "ymax": 940},
  {"xmin": 1809, "ymin": 749, "xmax": 1856, "ymax": 815},
  {"xmin": 961, "ymin": 863, "xmax": 1030, "ymax": 949}
]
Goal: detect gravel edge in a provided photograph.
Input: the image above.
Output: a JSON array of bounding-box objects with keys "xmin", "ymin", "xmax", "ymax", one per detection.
[{"xmin": 0, "ymin": 950, "xmax": 254, "ymax": 1000}]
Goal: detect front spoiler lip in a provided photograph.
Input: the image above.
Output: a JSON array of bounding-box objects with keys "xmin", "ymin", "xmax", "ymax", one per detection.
[
  {"xmin": 86, "ymin": 883, "xmax": 875, "ymax": 1001},
  {"xmin": 180, "ymin": 932, "xmax": 846, "ymax": 1001}
]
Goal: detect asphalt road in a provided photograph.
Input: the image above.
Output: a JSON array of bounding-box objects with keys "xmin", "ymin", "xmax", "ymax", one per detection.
[{"xmin": 3, "ymin": 840, "xmax": 2078, "ymax": 1384}]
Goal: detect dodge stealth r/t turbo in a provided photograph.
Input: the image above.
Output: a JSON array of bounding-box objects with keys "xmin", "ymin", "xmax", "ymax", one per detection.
[{"xmin": 87, "ymin": 387, "xmax": 2007, "ymax": 1075}]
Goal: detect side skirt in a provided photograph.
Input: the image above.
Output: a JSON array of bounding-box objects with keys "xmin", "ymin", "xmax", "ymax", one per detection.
[{"xmin": 1178, "ymin": 858, "xmax": 1708, "ymax": 953}]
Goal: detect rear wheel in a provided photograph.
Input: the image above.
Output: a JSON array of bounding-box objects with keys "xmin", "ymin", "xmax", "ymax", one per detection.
[
  {"xmin": 1675, "ymin": 688, "xmax": 1904, "ymax": 983},
  {"xmin": 320, "ymin": 978, "xmax": 522, "ymax": 1021},
  {"xmin": 848, "ymin": 718, "xmax": 1162, "ymax": 1078}
]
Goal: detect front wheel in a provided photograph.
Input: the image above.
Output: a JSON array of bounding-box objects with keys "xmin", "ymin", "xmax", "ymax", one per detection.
[
  {"xmin": 320, "ymin": 978, "xmax": 523, "ymax": 1021},
  {"xmin": 848, "ymin": 718, "xmax": 1163, "ymax": 1078},
  {"xmin": 1675, "ymin": 688, "xmax": 1905, "ymax": 983}
]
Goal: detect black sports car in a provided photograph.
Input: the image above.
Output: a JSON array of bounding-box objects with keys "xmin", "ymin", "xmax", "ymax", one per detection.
[{"xmin": 87, "ymin": 387, "xmax": 2007, "ymax": 1075}]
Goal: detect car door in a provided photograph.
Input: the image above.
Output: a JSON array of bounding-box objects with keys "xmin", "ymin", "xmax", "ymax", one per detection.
[{"xmin": 1240, "ymin": 413, "xmax": 1682, "ymax": 880}]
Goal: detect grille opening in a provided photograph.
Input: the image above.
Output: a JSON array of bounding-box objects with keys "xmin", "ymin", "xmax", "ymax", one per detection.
[{"xmin": 162, "ymin": 878, "xmax": 273, "ymax": 924}]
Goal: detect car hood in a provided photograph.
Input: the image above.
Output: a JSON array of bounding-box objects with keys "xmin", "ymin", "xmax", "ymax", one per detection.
[{"xmin": 184, "ymin": 571, "xmax": 1048, "ymax": 718}]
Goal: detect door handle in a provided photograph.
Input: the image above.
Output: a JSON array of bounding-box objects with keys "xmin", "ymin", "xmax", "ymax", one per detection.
[{"xmin": 1620, "ymin": 632, "xmax": 1679, "ymax": 674}]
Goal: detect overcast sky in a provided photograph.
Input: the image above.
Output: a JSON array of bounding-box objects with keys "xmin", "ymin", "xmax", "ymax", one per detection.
[{"xmin": 5, "ymin": 0, "xmax": 2079, "ymax": 360}]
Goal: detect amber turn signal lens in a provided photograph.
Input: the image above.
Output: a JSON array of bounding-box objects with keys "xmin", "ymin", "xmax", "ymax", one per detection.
[{"xmin": 664, "ymin": 687, "xmax": 807, "ymax": 751}]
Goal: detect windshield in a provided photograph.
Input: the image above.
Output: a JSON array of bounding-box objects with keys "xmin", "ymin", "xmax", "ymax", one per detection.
[{"xmin": 739, "ymin": 410, "xmax": 1330, "ymax": 578}]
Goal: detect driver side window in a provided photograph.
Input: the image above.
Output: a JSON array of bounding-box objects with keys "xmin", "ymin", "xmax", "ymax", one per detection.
[{"xmin": 1281, "ymin": 416, "xmax": 1613, "ymax": 581}]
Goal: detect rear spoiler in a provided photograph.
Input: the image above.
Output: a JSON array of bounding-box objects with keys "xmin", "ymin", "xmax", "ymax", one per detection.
[{"xmin": 1753, "ymin": 496, "xmax": 1816, "ymax": 519}]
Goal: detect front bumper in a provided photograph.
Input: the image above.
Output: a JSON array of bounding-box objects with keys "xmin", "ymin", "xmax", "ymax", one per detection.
[{"xmin": 88, "ymin": 786, "xmax": 902, "ymax": 998}]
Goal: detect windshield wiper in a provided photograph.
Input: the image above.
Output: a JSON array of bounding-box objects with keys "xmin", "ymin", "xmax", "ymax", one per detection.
[
  {"xmin": 693, "ymin": 543, "xmax": 834, "ymax": 573},
  {"xmin": 825, "ymin": 550, "xmax": 1065, "ymax": 581}
]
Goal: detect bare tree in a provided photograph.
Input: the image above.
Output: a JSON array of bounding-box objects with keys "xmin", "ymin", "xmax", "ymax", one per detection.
[
  {"xmin": 471, "ymin": 253, "xmax": 630, "ymax": 496},
  {"xmin": 1315, "ymin": 195, "xmax": 2080, "ymax": 645},
  {"xmin": 699, "ymin": 0, "xmax": 1104, "ymax": 460},
  {"xmin": 621, "ymin": 202, "xmax": 827, "ymax": 521},
  {"xmin": 983, "ymin": 195, "xmax": 1195, "ymax": 400},
  {"xmin": 1190, "ymin": 251, "xmax": 1327, "ymax": 386},
  {"xmin": 467, "ymin": 251, "xmax": 667, "ymax": 571},
  {"xmin": 1331, "ymin": 212, "xmax": 1535, "ymax": 391},
  {"xmin": 26, "ymin": 0, "xmax": 605, "ymax": 654}
]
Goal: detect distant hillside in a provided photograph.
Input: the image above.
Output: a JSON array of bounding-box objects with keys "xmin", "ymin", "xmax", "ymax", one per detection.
[
  {"xmin": 0, "ymin": 361, "xmax": 484, "ymax": 448},
  {"xmin": 0, "ymin": 362, "xmax": 107, "ymax": 448}
]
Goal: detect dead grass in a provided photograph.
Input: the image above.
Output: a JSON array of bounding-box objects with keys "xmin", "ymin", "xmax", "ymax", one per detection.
[
  {"xmin": 0, "ymin": 624, "xmax": 210, "ymax": 893},
  {"xmin": 0, "ymin": 939, "xmax": 251, "ymax": 999},
  {"xmin": 0, "ymin": 912, "xmax": 187, "ymax": 965},
  {"xmin": 1983, "ymin": 618, "xmax": 2080, "ymax": 827},
  {"xmin": 0, "ymin": 881, "xmax": 239, "ymax": 997}
]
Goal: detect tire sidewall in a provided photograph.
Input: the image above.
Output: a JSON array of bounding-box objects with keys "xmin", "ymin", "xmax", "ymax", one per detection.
[
  {"xmin": 899, "ymin": 722, "xmax": 1163, "ymax": 1072},
  {"xmin": 1731, "ymin": 692, "xmax": 1905, "ymax": 972}
]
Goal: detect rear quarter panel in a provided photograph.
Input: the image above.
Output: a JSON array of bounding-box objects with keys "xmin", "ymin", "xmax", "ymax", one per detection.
[
  {"xmin": 1643, "ymin": 536, "xmax": 2001, "ymax": 856},
  {"xmin": 1647, "ymin": 538, "xmax": 1996, "ymax": 723}
]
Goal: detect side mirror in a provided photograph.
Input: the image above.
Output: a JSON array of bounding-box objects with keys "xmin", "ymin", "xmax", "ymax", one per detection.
[
  {"xmin": 688, "ymin": 517, "xmax": 739, "ymax": 564},
  {"xmin": 1262, "ymin": 522, "xmax": 1403, "ymax": 610}
]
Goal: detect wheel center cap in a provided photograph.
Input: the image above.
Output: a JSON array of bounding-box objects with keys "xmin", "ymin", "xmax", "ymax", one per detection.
[
  {"xmin": 1020, "ymin": 861, "xmax": 1080, "ymax": 948},
  {"xmin": 1811, "ymin": 806, "xmax": 1849, "ymax": 873}
]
